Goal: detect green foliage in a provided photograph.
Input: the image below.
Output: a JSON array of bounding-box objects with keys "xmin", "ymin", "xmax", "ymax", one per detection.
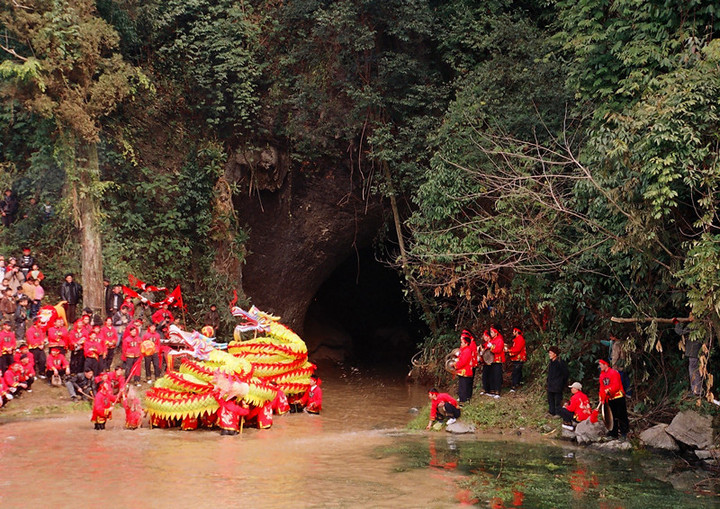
[{"xmin": 151, "ymin": 0, "xmax": 266, "ymax": 132}]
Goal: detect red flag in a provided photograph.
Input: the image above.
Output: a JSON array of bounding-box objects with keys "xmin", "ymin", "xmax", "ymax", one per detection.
[
  {"xmin": 122, "ymin": 286, "xmax": 152, "ymax": 305},
  {"xmin": 128, "ymin": 274, "xmax": 167, "ymax": 293},
  {"xmin": 164, "ymin": 285, "xmax": 185, "ymax": 309},
  {"xmin": 229, "ymin": 290, "xmax": 238, "ymax": 309}
]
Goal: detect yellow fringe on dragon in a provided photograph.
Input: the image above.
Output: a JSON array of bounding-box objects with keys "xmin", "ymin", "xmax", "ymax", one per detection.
[{"xmin": 144, "ymin": 388, "xmax": 219, "ymax": 420}]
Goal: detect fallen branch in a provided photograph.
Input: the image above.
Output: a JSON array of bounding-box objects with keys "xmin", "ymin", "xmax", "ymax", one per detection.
[{"xmin": 610, "ymin": 316, "xmax": 692, "ymax": 324}]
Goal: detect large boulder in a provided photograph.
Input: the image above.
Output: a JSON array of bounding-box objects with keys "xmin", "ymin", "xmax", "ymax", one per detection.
[
  {"xmin": 666, "ymin": 411, "xmax": 714, "ymax": 449},
  {"xmin": 593, "ymin": 439, "xmax": 633, "ymax": 452},
  {"xmin": 574, "ymin": 419, "xmax": 606, "ymax": 444},
  {"xmin": 639, "ymin": 424, "xmax": 680, "ymax": 452}
]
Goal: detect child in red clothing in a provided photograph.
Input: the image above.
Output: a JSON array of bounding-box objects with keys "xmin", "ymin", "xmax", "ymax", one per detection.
[{"xmin": 300, "ymin": 374, "xmax": 323, "ymax": 414}]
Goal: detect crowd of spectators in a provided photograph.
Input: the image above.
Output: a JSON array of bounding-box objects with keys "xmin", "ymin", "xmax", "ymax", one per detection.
[{"xmin": 0, "ymin": 242, "xmax": 179, "ymax": 409}]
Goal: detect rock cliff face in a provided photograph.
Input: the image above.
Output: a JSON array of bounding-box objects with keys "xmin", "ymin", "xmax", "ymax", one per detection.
[{"xmin": 228, "ymin": 149, "xmax": 385, "ymax": 334}]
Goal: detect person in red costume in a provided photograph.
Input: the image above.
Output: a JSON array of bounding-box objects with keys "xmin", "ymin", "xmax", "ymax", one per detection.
[
  {"xmin": 557, "ymin": 382, "xmax": 591, "ymax": 429},
  {"xmin": 488, "ymin": 328, "xmax": 505, "ymax": 398},
  {"xmin": 83, "ymin": 331, "xmax": 104, "ymax": 376},
  {"xmin": 479, "ymin": 330, "xmax": 492, "ymax": 395},
  {"xmin": 92, "ymin": 382, "xmax": 118, "ymax": 430},
  {"xmin": 67, "ymin": 320, "xmax": 87, "ymax": 374},
  {"xmin": 300, "ymin": 374, "xmax": 323, "ymax": 414},
  {"xmin": 26, "ymin": 318, "xmax": 47, "ymax": 376},
  {"xmin": 216, "ymin": 396, "xmax": 249, "ymax": 435},
  {"xmin": 18, "ymin": 353, "xmax": 35, "ymax": 392},
  {"xmin": 271, "ymin": 385, "xmax": 290, "ymax": 415},
  {"xmin": 599, "ymin": 359, "xmax": 629, "ymax": 439},
  {"xmin": 4, "ymin": 362, "xmax": 28, "ymax": 396},
  {"xmin": 506, "ymin": 327, "xmax": 527, "ymax": 391},
  {"xmin": 151, "ymin": 303, "xmax": 174, "ymax": 327},
  {"xmin": 140, "ymin": 323, "xmax": 161, "ymax": 383},
  {"xmin": 46, "ymin": 346, "xmax": 70, "ymax": 381},
  {"xmin": 0, "ymin": 320, "xmax": 17, "ymax": 372},
  {"xmin": 121, "ymin": 327, "xmax": 142, "ymax": 385},
  {"xmin": 454, "ymin": 331, "xmax": 475, "ymax": 404},
  {"xmin": 47, "ymin": 318, "xmax": 69, "ymax": 354},
  {"xmin": 426, "ymin": 388, "xmax": 461, "ymax": 429},
  {"xmin": 99, "ymin": 316, "xmax": 118, "ymax": 371},
  {"xmin": 247, "ymin": 400, "xmax": 274, "ymax": 429},
  {"xmin": 123, "ymin": 386, "xmax": 143, "ymax": 429}
]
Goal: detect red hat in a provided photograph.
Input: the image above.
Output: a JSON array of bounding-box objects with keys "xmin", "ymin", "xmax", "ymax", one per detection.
[
  {"xmin": 598, "ymin": 359, "xmax": 610, "ymax": 367},
  {"xmin": 513, "ymin": 327, "xmax": 521, "ymax": 334},
  {"xmin": 460, "ymin": 329, "xmax": 474, "ymax": 342}
]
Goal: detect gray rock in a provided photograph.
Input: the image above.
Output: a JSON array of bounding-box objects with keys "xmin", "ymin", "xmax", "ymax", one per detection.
[
  {"xmin": 666, "ymin": 411, "xmax": 714, "ymax": 449},
  {"xmin": 446, "ymin": 421, "xmax": 475, "ymax": 434},
  {"xmin": 639, "ymin": 424, "xmax": 680, "ymax": 452},
  {"xmin": 593, "ymin": 439, "xmax": 633, "ymax": 452},
  {"xmin": 695, "ymin": 449, "xmax": 719, "ymax": 460},
  {"xmin": 574, "ymin": 419, "xmax": 606, "ymax": 444},
  {"xmin": 560, "ymin": 427, "xmax": 576, "ymax": 440}
]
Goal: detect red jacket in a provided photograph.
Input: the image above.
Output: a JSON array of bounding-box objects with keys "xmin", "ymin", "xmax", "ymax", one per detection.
[
  {"xmin": 122, "ymin": 335, "xmax": 141, "ymax": 360},
  {"xmin": 454, "ymin": 344, "xmax": 474, "ymax": 377},
  {"xmin": 565, "ymin": 391, "xmax": 591, "ymax": 421},
  {"xmin": 490, "ymin": 334, "xmax": 505, "ymax": 363},
  {"xmin": 47, "ymin": 326, "xmax": 69, "ymax": 349},
  {"xmin": 216, "ymin": 397, "xmax": 249, "ymax": 431},
  {"xmin": 46, "ymin": 352, "xmax": 69, "ymax": 372},
  {"xmin": 508, "ymin": 333, "xmax": 527, "ymax": 362},
  {"xmin": 429, "ymin": 393, "xmax": 458, "ymax": 420},
  {"xmin": 19, "ymin": 359, "xmax": 35, "ymax": 380},
  {"xmin": 272, "ymin": 389, "xmax": 290, "ymax": 415},
  {"xmin": 4, "ymin": 365, "xmax": 22, "ymax": 388},
  {"xmin": 0, "ymin": 330, "xmax": 17, "ymax": 354},
  {"xmin": 25, "ymin": 325, "xmax": 46, "ymax": 349},
  {"xmin": 91, "ymin": 388, "xmax": 118, "ymax": 423},
  {"xmin": 599, "ymin": 368, "xmax": 624, "ymax": 403},
  {"xmin": 300, "ymin": 383, "xmax": 323, "ymax": 413},
  {"xmin": 99, "ymin": 326, "xmax": 118, "ymax": 349},
  {"xmin": 247, "ymin": 401, "xmax": 273, "ymax": 429},
  {"xmin": 123, "ymin": 396, "xmax": 143, "ymax": 429},
  {"xmin": 68, "ymin": 329, "xmax": 86, "ymax": 351},
  {"xmin": 151, "ymin": 309, "xmax": 174, "ymax": 324},
  {"xmin": 83, "ymin": 337, "xmax": 103, "ymax": 358},
  {"xmin": 469, "ymin": 339, "xmax": 479, "ymax": 368}
]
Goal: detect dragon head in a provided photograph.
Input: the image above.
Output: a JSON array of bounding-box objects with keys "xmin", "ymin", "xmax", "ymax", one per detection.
[{"xmin": 231, "ymin": 305, "xmax": 279, "ymax": 334}]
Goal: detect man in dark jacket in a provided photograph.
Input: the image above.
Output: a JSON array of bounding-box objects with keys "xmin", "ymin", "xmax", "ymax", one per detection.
[
  {"xmin": 65, "ymin": 368, "xmax": 97, "ymax": 401},
  {"xmin": 546, "ymin": 345, "xmax": 569, "ymax": 415},
  {"xmin": 60, "ymin": 273, "xmax": 82, "ymax": 323},
  {"xmin": 0, "ymin": 189, "xmax": 19, "ymax": 227}
]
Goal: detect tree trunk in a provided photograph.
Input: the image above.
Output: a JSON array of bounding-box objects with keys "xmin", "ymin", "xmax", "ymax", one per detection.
[{"xmin": 76, "ymin": 140, "xmax": 104, "ymax": 316}]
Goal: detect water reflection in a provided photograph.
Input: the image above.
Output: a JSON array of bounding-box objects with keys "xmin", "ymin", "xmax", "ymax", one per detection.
[{"xmin": 379, "ymin": 436, "xmax": 718, "ymax": 508}]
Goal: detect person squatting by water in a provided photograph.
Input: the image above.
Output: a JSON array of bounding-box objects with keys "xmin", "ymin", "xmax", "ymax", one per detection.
[
  {"xmin": 426, "ymin": 388, "xmax": 461, "ymax": 429},
  {"xmin": 557, "ymin": 382, "xmax": 592, "ymax": 430}
]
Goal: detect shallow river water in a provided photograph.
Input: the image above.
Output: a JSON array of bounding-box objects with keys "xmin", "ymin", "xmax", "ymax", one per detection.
[{"xmin": 0, "ymin": 367, "xmax": 716, "ymax": 508}]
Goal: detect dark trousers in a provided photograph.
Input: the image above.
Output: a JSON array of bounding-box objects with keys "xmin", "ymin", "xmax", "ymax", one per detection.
[
  {"xmin": 458, "ymin": 375, "xmax": 473, "ymax": 403},
  {"xmin": 437, "ymin": 401, "xmax": 461, "ymax": 420},
  {"xmin": 0, "ymin": 352, "xmax": 13, "ymax": 372},
  {"xmin": 144, "ymin": 353, "xmax": 160, "ymax": 380},
  {"xmin": 69, "ymin": 350, "xmax": 84, "ymax": 374},
  {"xmin": 608, "ymin": 396, "xmax": 629, "ymax": 437},
  {"xmin": 557, "ymin": 407, "xmax": 574, "ymax": 423},
  {"xmin": 547, "ymin": 391, "xmax": 563, "ymax": 415},
  {"xmin": 124, "ymin": 357, "xmax": 140, "ymax": 382},
  {"xmin": 105, "ymin": 348, "xmax": 116, "ymax": 371},
  {"xmin": 65, "ymin": 303, "xmax": 77, "ymax": 324},
  {"xmin": 30, "ymin": 348, "xmax": 46, "ymax": 374},
  {"xmin": 481, "ymin": 365, "xmax": 490, "ymax": 392},
  {"xmin": 489, "ymin": 363, "xmax": 503, "ymax": 394},
  {"xmin": 511, "ymin": 361, "xmax": 524, "ymax": 388},
  {"xmin": 84, "ymin": 356, "xmax": 101, "ymax": 376}
]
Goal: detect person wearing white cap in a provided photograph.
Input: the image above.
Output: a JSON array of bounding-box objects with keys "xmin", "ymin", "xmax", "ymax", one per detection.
[{"xmin": 558, "ymin": 381, "xmax": 591, "ymax": 430}]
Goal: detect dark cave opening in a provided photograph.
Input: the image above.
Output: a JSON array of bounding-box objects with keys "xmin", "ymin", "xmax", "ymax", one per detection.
[{"xmin": 303, "ymin": 247, "xmax": 428, "ymax": 369}]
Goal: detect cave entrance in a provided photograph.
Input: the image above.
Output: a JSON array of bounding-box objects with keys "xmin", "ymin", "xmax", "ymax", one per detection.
[{"xmin": 303, "ymin": 247, "xmax": 428, "ymax": 369}]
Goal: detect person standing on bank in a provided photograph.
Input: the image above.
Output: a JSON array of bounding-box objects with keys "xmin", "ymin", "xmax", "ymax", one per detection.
[
  {"xmin": 60, "ymin": 273, "xmax": 82, "ymax": 324},
  {"xmin": 599, "ymin": 359, "xmax": 629, "ymax": 439},
  {"xmin": 454, "ymin": 331, "xmax": 475, "ymax": 404},
  {"xmin": 546, "ymin": 346, "xmax": 569, "ymax": 415},
  {"xmin": 488, "ymin": 328, "xmax": 505, "ymax": 397},
  {"xmin": 506, "ymin": 327, "xmax": 527, "ymax": 391}
]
